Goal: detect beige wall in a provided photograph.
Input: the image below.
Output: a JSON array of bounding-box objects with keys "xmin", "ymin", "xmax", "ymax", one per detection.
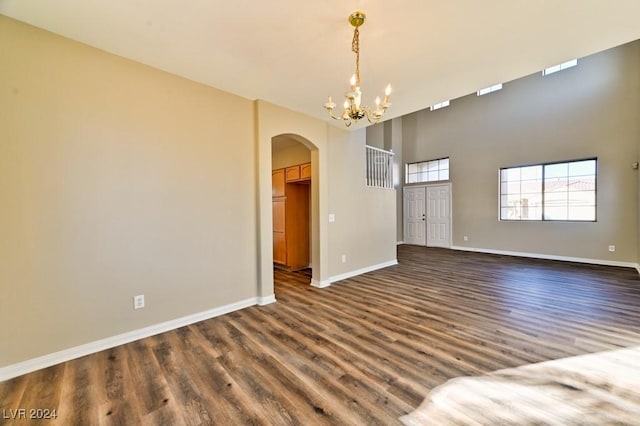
[
  {"xmin": 402, "ymin": 40, "xmax": 640, "ymax": 264},
  {"xmin": 366, "ymin": 124, "xmax": 385, "ymax": 149},
  {"xmin": 255, "ymin": 101, "xmax": 329, "ymax": 293},
  {"xmin": 1, "ymin": 17, "xmax": 399, "ymax": 370},
  {"xmin": 256, "ymin": 102, "xmax": 397, "ymax": 290},
  {"xmin": 327, "ymin": 128, "xmax": 397, "ymax": 276},
  {"xmin": 367, "ymin": 119, "xmax": 404, "ymax": 243},
  {"xmin": 272, "ymin": 137, "xmax": 311, "ymax": 170},
  {"xmin": 390, "ymin": 119, "xmax": 404, "ymax": 243},
  {"xmin": 0, "ymin": 16, "xmax": 258, "ymax": 366}
]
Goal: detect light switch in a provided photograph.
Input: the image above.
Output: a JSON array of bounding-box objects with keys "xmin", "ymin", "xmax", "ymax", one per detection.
[{"xmin": 328, "ymin": 214, "xmax": 335, "ymax": 223}]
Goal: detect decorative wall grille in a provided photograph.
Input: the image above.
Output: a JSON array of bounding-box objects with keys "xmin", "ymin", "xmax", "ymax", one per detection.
[{"xmin": 366, "ymin": 145, "xmax": 394, "ymax": 189}]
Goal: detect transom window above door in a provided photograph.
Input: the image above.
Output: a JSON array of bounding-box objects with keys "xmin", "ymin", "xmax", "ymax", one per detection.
[{"xmin": 406, "ymin": 157, "xmax": 449, "ymax": 184}]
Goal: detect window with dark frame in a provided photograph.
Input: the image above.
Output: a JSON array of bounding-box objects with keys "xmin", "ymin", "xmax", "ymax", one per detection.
[{"xmin": 499, "ymin": 158, "xmax": 597, "ymax": 221}]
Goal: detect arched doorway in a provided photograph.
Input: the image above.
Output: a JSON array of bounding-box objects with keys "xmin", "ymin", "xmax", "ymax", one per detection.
[
  {"xmin": 255, "ymin": 101, "xmax": 329, "ymax": 304},
  {"xmin": 270, "ymin": 134, "xmax": 319, "ymax": 284}
]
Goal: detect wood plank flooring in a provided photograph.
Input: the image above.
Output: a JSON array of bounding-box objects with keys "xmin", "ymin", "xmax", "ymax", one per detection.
[{"xmin": 2, "ymin": 245, "xmax": 640, "ymax": 425}]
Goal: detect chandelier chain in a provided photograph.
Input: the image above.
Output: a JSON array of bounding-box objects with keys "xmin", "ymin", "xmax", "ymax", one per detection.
[{"xmin": 352, "ymin": 27, "xmax": 360, "ymax": 85}]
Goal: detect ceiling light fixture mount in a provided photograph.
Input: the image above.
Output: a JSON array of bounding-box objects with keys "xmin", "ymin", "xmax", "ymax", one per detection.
[{"xmin": 324, "ymin": 11, "xmax": 391, "ymax": 127}]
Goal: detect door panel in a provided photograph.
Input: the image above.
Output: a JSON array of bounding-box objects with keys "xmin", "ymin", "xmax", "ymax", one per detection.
[
  {"xmin": 404, "ymin": 187, "xmax": 426, "ymax": 245},
  {"xmin": 426, "ymin": 185, "xmax": 451, "ymax": 248}
]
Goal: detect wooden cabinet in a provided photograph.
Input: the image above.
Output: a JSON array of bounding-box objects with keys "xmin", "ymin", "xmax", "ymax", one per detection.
[
  {"xmin": 282, "ymin": 183, "xmax": 310, "ymax": 270},
  {"xmin": 285, "ymin": 166, "xmax": 300, "ymax": 182},
  {"xmin": 272, "ymin": 169, "xmax": 285, "ymax": 197},
  {"xmin": 273, "ymin": 231, "xmax": 287, "ymax": 265},
  {"xmin": 272, "ymin": 197, "xmax": 287, "ymax": 265},
  {"xmin": 284, "ymin": 163, "xmax": 311, "ymax": 183},
  {"xmin": 272, "ymin": 162, "xmax": 311, "ymax": 270},
  {"xmin": 300, "ymin": 162, "xmax": 311, "ymax": 180}
]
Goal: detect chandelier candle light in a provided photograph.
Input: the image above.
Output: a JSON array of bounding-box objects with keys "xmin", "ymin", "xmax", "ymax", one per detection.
[{"xmin": 324, "ymin": 11, "xmax": 391, "ymax": 127}]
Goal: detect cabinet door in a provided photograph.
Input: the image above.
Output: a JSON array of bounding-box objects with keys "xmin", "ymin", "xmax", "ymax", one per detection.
[
  {"xmin": 272, "ymin": 198, "xmax": 285, "ymax": 233},
  {"xmin": 272, "ymin": 169, "xmax": 285, "ymax": 197},
  {"xmin": 273, "ymin": 231, "xmax": 286, "ymax": 265},
  {"xmin": 272, "ymin": 198, "xmax": 286, "ymax": 264},
  {"xmin": 300, "ymin": 162, "xmax": 311, "ymax": 180},
  {"xmin": 285, "ymin": 165, "xmax": 300, "ymax": 182}
]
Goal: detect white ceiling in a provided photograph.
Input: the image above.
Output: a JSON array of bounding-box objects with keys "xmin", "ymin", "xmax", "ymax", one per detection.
[{"xmin": 2, "ymin": 1, "xmax": 640, "ymax": 129}]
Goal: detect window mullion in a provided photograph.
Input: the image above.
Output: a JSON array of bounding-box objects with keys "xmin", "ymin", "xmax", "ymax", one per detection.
[{"xmin": 541, "ymin": 166, "xmax": 546, "ymax": 221}]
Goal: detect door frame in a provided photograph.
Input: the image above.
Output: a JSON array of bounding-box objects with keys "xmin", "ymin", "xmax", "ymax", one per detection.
[{"xmin": 403, "ymin": 183, "xmax": 452, "ymax": 248}]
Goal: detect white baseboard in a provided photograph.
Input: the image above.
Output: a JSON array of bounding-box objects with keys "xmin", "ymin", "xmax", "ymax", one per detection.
[
  {"xmin": 328, "ymin": 259, "xmax": 399, "ymax": 285},
  {"xmin": 396, "ymin": 241, "xmax": 404, "ymax": 245},
  {"xmin": 0, "ymin": 297, "xmax": 259, "ymax": 382},
  {"xmin": 636, "ymin": 265, "xmax": 640, "ymax": 275},
  {"xmin": 310, "ymin": 279, "xmax": 331, "ymax": 288},
  {"xmin": 310, "ymin": 260, "xmax": 398, "ymax": 288},
  {"xmin": 451, "ymin": 245, "xmax": 639, "ymax": 269},
  {"xmin": 257, "ymin": 294, "xmax": 277, "ymax": 306}
]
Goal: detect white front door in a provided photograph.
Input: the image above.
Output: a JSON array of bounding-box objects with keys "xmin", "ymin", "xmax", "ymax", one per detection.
[
  {"xmin": 404, "ymin": 184, "xmax": 452, "ymax": 247},
  {"xmin": 404, "ymin": 187, "xmax": 426, "ymax": 245},
  {"xmin": 426, "ymin": 185, "xmax": 451, "ymax": 248}
]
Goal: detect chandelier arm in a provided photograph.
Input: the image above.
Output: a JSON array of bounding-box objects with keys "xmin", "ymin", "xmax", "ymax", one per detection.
[
  {"xmin": 363, "ymin": 107, "xmax": 382, "ymax": 125},
  {"xmin": 326, "ymin": 109, "xmax": 343, "ymax": 121}
]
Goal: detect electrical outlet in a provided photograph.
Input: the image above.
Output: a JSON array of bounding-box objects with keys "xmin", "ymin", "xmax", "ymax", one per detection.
[
  {"xmin": 134, "ymin": 294, "xmax": 145, "ymax": 309},
  {"xmin": 608, "ymin": 245, "xmax": 615, "ymax": 252},
  {"xmin": 329, "ymin": 214, "xmax": 336, "ymax": 223},
  {"xmin": 341, "ymin": 254, "xmax": 347, "ymax": 263},
  {"xmin": 463, "ymin": 236, "xmax": 468, "ymax": 241}
]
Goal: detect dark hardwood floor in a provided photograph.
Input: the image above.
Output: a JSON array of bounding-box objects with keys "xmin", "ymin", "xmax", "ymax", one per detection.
[{"xmin": 2, "ymin": 245, "xmax": 640, "ymax": 425}]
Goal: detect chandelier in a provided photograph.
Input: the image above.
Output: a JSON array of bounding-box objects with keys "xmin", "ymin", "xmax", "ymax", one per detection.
[{"xmin": 324, "ymin": 11, "xmax": 391, "ymax": 127}]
